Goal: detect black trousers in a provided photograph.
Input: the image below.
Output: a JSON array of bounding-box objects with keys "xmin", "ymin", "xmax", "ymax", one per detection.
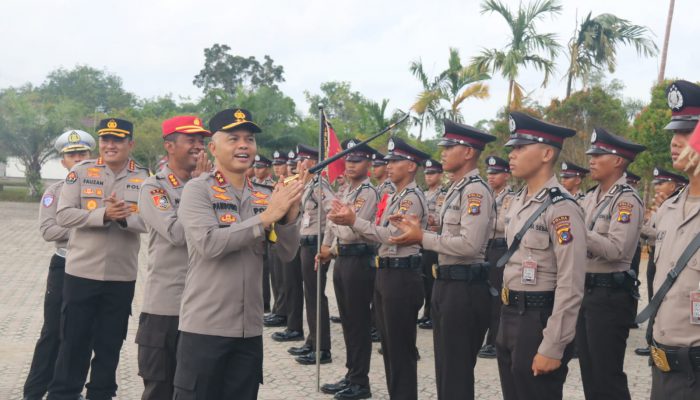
[
  {"xmin": 173, "ymin": 332, "xmax": 262, "ymax": 400},
  {"xmin": 419, "ymin": 251, "xmax": 437, "ymax": 319},
  {"xmin": 136, "ymin": 313, "xmax": 179, "ymax": 400},
  {"xmin": 374, "ymin": 267, "xmax": 424, "ymax": 400},
  {"xmin": 432, "ymin": 279, "xmax": 491, "ymax": 400},
  {"xmin": 630, "ymin": 244, "xmax": 642, "ymax": 323},
  {"xmin": 48, "ymin": 274, "xmax": 135, "ymax": 400},
  {"xmin": 496, "ymin": 305, "xmax": 574, "ymax": 400},
  {"xmin": 300, "ymin": 243, "xmax": 331, "ymax": 350},
  {"xmin": 647, "ymin": 246, "xmax": 656, "ymax": 302},
  {"xmin": 651, "ymin": 365, "xmax": 700, "ymax": 399},
  {"xmin": 283, "ymin": 249, "xmax": 304, "ymax": 333},
  {"xmin": 270, "ymin": 246, "xmax": 287, "ymax": 317},
  {"xmin": 486, "ymin": 242, "xmax": 508, "ymax": 346},
  {"xmin": 576, "ymin": 287, "xmax": 635, "ymax": 400},
  {"xmin": 24, "ymin": 254, "xmax": 66, "ymax": 399},
  {"xmin": 333, "ymin": 254, "xmax": 375, "ymax": 387}
]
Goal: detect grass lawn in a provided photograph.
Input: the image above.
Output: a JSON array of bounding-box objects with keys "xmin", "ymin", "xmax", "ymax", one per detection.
[{"xmin": 0, "ymin": 186, "xmax": 38, "ymax": 202}]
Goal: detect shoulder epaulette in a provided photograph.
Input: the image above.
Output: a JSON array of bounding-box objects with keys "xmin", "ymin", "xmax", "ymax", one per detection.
[
  {"xmin": 670, "ymin": 185, "xmax": 686, "ymax": 204},
  {"xmin": 252, "ymin": 181, "xmax": 274, "ymax": 191},
  {"xmin": 548, "ymin": 187, "xmax": 576, "ymax": 204},
  {"xmin": 586, "ymin": 185, "xmax": 598, "ymax": 194}
]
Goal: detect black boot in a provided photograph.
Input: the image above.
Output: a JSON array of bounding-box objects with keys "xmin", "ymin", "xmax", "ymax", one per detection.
[
  {"xmin": 288, "ymin": 343, "xmax": 313, "ymax": 356},
  {"xmin": 272, "ymin": 329, "xmax": 304, "ymax": 342},
  {"xmin": 321, "ymin": 378, "xmax": 349, "ymax": 394},
  {"xmin": 334, "ymin": 384, "xmax": 372, "ymax": 399},
  {"xmin": 295, "ymin": 350, "xmax": 332, "ymax": 365}
]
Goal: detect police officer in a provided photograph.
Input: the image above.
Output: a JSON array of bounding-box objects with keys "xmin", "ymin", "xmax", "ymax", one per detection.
[
  {"xmin": 416, "ymin": 159, "xmax": 446, "ymax": 330},
  {"xmin": 559, "ymin": 161, "xmax": 589, "ymax": 201},
  {"xmin": 639, "ymin": 80, "xmax": 700, "ymax": 399},
  {"xmin": 497, "ymin": 112, "xmax": 586, "ymax": 400},
  {"xmin": 391, "ymin": 121, "xmax": 497, "ymax": 399},
  {"xmin": 624, "ymin": 171, "xmax": 641, "ymax": 188},
  {"xmin": 318, "ymin": 139, "xmax": 379, "ymax": 399},
  {"xmin": 634, "ymin": 167, "xmax": 688, "ymax": 356},
  {"xmin": 48, "ymin": 118, "xmax": 150, "ymax": 400},
  {"xmin": 252, "ymin": 154, "xmax": 276, "ymax": 187},
  {"xmin": 577, "ymin": 128, "xmax": 646, "ymax": 399},
  {"xmin": 23, "ymin": 130, "xmax": 94, "ymax": 400},
  {"xmin": 479, "ymin": 155, "xmax": 515, "ymax": 359},
  {"xmin": 173, "ymin": 108, "xmax": 303, "ymax": 399},
  {"xmin": 265, "ymin": 150, "xmax": 291, "ymax": 327},
  {"xmin": 329, "ymin": 137, "xmax": 428, "ymax": 400},
  {"xmin": 290, "ymin": 144, "xmax": 337, "ymax": 365},
  {"xmin": 373, "ymin": 152, "xmax": 396, "ymax": 197},
  {"xmin": 134, "ymin": 115, "xmax": 211, "ymax": 400},
  {"xmin": 270, "ymin": 150, "xmax": 306, "ymax": 341}
]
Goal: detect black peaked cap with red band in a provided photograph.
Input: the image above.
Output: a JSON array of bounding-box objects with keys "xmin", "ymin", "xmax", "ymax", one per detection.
[
  {"xmin": 586, "ymin": 127, "xmax": 645, "ymax": 161},
  {"xmin": 506, "ymin": 112, "xmax": 576, "ymax": 149},
  {"xmin": 384, "ymin": 137, "xmax": 430, "ymax": 164},
  {"xmin": 439, "ymin": 119, "xmax": 496, "ymax": 150},
  {"xmin": 665, "ymin": 80, "xmax": 700, "ymax": 131}
]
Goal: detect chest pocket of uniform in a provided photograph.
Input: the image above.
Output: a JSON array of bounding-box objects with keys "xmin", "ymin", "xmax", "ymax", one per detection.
[
  {"xmin": 443, "ymin": 209, "xmax": 461, "ymax": 234},
  {"xmin": 80, "ymin": 186, "xmax": 104, "ymax": 211},
  {"xmin": 522, "ymin": 230, "xmax": 550, "ymax": 250},
  {"xmin": 593, "ymin": 215, "xmax": 611, "ymax": 235},
  {"xmin": 124, "ymin": 183, "xmax": 141, "ymax": 212}
]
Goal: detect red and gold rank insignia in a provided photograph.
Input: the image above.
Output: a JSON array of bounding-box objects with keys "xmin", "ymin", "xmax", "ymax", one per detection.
[
  {"xmin": 87, "ymin": 167, "xmax": 101, "ymax": 178},
  {"xmin": 66, "ymin": 171, "xmax": 77, "ymax": 184},
  {"xmin": 82, "ymin": 188, "xmax": 104, "ymax": 197},
  {"xmin": 167, "ymin": 174, "xmax": 181, "ymax": 188},
  {"xmin": 553, "ymin": 216, "xmax": 573, "ymax": 245},
  {"xmin": 211, "ymin": 186, "xmax": 226, "ymax": 193},
  {"xmin": 617, "ymin": 202, "xmax": 633, "ymax": 224},
  {"xmin": 467, "ymin": 193, "xmax": 482, "ymax": 215},
  {"xmin": 150, "ymin": 189, "xmax": 170, "ymax": 210},
  {"xmin": 128, "ymin": 160, "xmax": 136, "ymax": 171},
  {"xmin": 220, "ymin": 213, "xmax": 237, "ymax": 223},
  {"xmin": 86, "ymin": 199, "xmax": 98, "ymax": 210},
  {"xmin": 353, "ymin": 198, "xmax": 366, "ymax": 212},
  {"xmin": 214, "ymin": 193, "xmax": 232, "ymax": 201},
  {"xmin": 214, "ymin": 171, "xmax": 227, "ymax": 186}
]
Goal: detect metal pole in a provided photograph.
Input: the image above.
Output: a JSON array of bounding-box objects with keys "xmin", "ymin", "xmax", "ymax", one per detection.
[{"xmin": 315, "ymin": 105, "xmax": 325, "ymax": 391}]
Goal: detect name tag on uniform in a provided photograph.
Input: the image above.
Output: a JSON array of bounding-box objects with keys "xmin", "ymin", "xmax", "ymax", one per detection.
[
  {"xmin": 521, "ymin": 258, "xmax": 537, "ymax": 285},
  {"xmin": 302, "ymin": 214, "xmax": 311, "ymax": 228},
  {"xmin": 691, "ymin": 290, "xmax": 700, "ymax": 325}
]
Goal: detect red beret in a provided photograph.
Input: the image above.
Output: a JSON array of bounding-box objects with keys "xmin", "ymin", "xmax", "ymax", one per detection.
[{"xmin": 162, "ymin": 116, "xmax": 211, "ymax": 138}]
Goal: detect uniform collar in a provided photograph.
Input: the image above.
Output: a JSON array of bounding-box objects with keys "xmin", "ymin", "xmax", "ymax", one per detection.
[
  {"xmin": 348, "ymin": 177, "xmax": 371, "ymax": 194},
  {"xmin": 520, "ymin": 175, "xmax": 560, "ymax": 205}
]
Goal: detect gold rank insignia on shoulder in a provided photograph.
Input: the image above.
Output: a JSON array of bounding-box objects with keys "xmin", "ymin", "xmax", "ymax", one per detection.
[
  {"xmin": 501, "ymin": 287, "xmax": 510, "ymax": 305},
  {"xmin": 168, "ymin": 174, "xmax": 181, "ymax": 188},
  {"xmin": 283, "ymin": 174, "xmax": 300, "ymax": 185},
  {"xmin": 650, "ymin": 346, "xmax": 671, "ymax": 372},
  {"xmin": 214, "ymin": 171, "xmax": 227, "ymax": 186}
]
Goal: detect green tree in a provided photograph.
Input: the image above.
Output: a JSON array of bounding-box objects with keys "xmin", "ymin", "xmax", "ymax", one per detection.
[
  {"xmin": 304, "ymin": 81, "xmax": 376, "ymax": 138},
  {"xmin": 0, "ymin": 85, "xmax": 85, "ymax": 198},
  {"xmin": 472, "ymin": 0, "xmax": 563, "ymax": 110},
  {"xmin": 566, "ymin": 12, "xmax": 658, "ymax": 98},
  {"xmin": 411, "ymin": 48, "xmax": 490, "ymax": 133},
  {"xmin": 42, "ymin": 65, "xmax": 136, "ymax": 112},
  {"xmin": 193, "ymin": 44, "xmax": 285, "ymax": 94}
]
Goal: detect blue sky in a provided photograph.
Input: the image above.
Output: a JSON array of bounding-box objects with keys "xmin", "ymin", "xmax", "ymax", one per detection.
[{"xmin": 1, "ymin": 0, "xmax": 696, "ymax": 139}]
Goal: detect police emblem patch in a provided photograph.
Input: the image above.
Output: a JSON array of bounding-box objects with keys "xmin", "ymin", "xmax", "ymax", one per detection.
[
  {"xmin": 508, "ymin": 116, "xmax": 516, "ymax": 133},
  {"xmin": 86, "ymin": 199, "xmax": 98, "ymax": 210},
  {"xmin": 42, "ymin": 194, "xmax": 54, "ymax": 208},
  {"xmin": 617, "ymin": 201, "xmax": 634, "ymax": 224},
  {"xmin": 220, "ymin": 213, "xmax": 237, "ymax": 223},
  {"xmin": 552, "ymin": 215, "xmax": 573, "ymax": 244},
  {"xmin": 66, "ymin": 171, "xmax": 77, "ymax": 184},
  {"xmin": 353, "ymin": 198, "xmax": 366, "ymax": 211},
  {"xmin": 152, "ymin": 193, "xmax": 171, "ymax": 210},
  {"xmin": 667, "ymin": 85, "xmax": 684, "ymax": 110}
]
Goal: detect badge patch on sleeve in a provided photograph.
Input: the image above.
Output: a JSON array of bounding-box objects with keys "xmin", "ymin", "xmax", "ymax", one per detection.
[
  {"xmin": 151, "ymin": 189, "xmax": 171, "ymax": 210},
  {"xmin": 42, "ymin": 194, "xmax": 55, "ymax": 208},
  {"xmin": 353, "ymin": 198, "xmax": 366, "ymax": 212},
  {"xmin": 552, "ymin": 215, "xmax": 573, "ymax": 245},
  {"xmin": 617, "ymin": 202, "xmax": 633, "ymax": 224},
  {"xmin": 399, "ymin": 199, "xmax": 413, "ymax": 214},
  {"xmin": 467, "ymin": 193, "xmax": 482, "ymax": 215},
  {"xmin": 66, "ymin": 171, "xmax": 77, "ymax": 184}
]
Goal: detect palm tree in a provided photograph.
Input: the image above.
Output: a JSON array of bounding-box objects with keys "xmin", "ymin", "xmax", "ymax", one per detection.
[
  {"xmin": 658, "ymin": 0, "xmax": 675, "ymax": 85},
  {"xmin": 566, "ymin": 12, "xmax": 658, "ymax": 98},
  {"xmin": 411, "ymin": 48, "xmax": 490, "ymax": 137},
  {"xmin": 471, "ymin": 0, "xmax": 563, "ymax": 110},
  {"xmin": 409, "ymin": 59, "xmax": 442, "ymax": 140}
]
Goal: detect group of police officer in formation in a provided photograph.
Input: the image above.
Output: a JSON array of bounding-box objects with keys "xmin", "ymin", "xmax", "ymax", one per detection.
[{"xmin": 19, "ymin": 79, "xmax": 700, "ymax": 400}]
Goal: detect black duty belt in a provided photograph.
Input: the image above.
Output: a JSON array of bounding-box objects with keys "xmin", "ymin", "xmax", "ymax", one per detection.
[
  {"xmin": 376, "ymin": 255, "xmax": 421, "ymax": 269},
  {"xmin": 434, "ymin": 263, "xmax": 490, "ymax": 282},
  {"xmin": 585, "ymin": 272, "xmax": 621, "ymax": 288},
  {"xmin": 338, "ymin": 243, "xmax": 375, "ymax": 257},
  {"xmin": 488, "ymin": 238, "xmax": 507, "ymax": 248},
  {"xmin": 300, "ymin": 235, "xmax": 318, "ymax": 246},
  {"xmin": 501, "ymin": 288, "xmax": 555, "ymax": 308},
  {"xmin": 650, "ymin": 343, "xmax": 700, "ymax": 373}
]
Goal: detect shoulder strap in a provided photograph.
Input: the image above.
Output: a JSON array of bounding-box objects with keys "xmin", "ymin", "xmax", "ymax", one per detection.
[
  {"xmin": 637, "ymin": 232, "xmax": 700, "ymax": 331},
  {"xmin": 496, "ymin": 187, "xmax": 575, "ymax": 268},
  {"xmin": 587, "ymin": 185, "xmax": 619, "ymax": 231}
]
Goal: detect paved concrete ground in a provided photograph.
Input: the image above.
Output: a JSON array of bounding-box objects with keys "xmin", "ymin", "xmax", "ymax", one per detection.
[{"xmin": 0, "ymin": 201, "xmax": 653, "ymax": 399}]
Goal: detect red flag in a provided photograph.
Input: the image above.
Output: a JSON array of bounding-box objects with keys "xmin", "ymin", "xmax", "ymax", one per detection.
[
  {"xmin": 324, "ymin": 119, "xmax": 345, "ymax": 183},
  {"xmin": 689, "ymin": 119, "xmax": 700, "ymax": 154}
]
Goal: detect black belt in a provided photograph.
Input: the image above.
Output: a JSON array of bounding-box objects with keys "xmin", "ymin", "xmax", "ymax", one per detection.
[
  {"xmin": 585, "ymin": 272, "xmax": 620, "ymax": 288},
  {"xmin": 338, "ymin": 243, "xmax": 375, "ymax": 257},
  {"xmin": 434, "ymin": 263, "xmax": 490, "ymax": 281},
  {"xmin": 488, "ymin": 238, "xmax": 507, "ymax": 248},
  {"xmin": 300, "ymin": 235, "xmax": 318, "ymax": 246},
  {"xmin": 376, "ymin": 255, "xmax": 421, "ymax": 269},
  {"xmin": 652, "ymin": 343, "xmax": 700, "ymax": 372},
  {"xmin": 501, "ymin": 288, "xmax": 555, "ymax": 308}
]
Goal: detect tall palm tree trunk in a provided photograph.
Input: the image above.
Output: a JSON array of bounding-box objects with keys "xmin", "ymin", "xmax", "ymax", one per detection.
[
  {"xmin": 657, "ymin": 0, "xmax": 675, "ymax": 85},
  {"xmin": 507, "ymin": 79, "xmax": 514, "ymax": 111}
]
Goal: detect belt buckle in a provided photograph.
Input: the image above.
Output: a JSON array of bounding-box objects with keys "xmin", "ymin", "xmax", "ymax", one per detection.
[
  {"xmin": 375, "ymin": 256, "xmax": 380, "ymax": 269},
  {"xmin": 501, "ymin": 287, "xmax": 510, "ymax": 305},
  {"xmin": 650, "ymin": 346, "xmax": 671, "ymax": 372},
  {"xmin": 432, "ymin": 264, "xmax": 438, "ymax": 279}
]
